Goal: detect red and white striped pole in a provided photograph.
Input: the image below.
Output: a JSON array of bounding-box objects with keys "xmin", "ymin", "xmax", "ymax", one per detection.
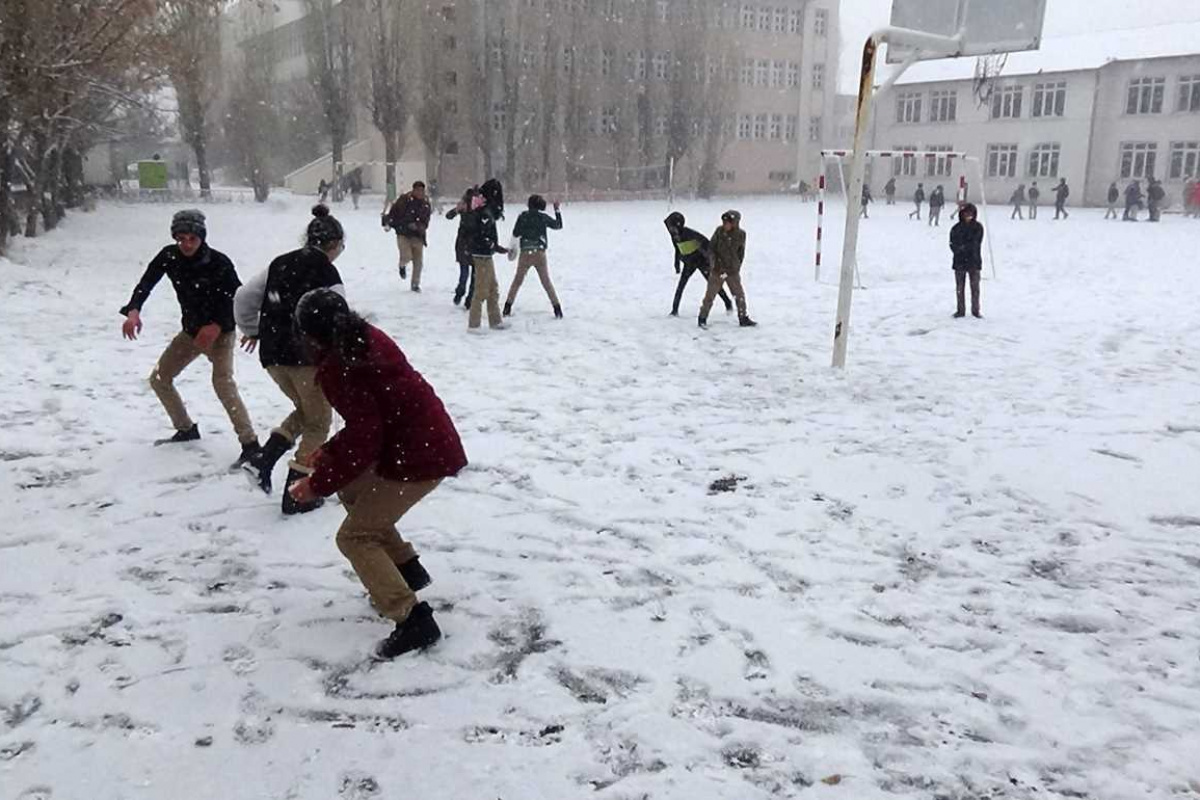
[{"xmin": 815, "ymin": 172, "xmax": 826, "ymax": 281}]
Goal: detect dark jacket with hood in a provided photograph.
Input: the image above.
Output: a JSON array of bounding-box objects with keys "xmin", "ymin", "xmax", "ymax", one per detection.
[
  {"xmin": 950, "ymin": 218, "xmax": 985, "ymax": 271},
  {"xmin": 464, "ymin": 205, "xmax": 505, "ymax": 257},
  {"xmin": 234, "ymin": 247, "xmax": 344, "ymax": 368},
  {"xmin": 512, "ymin": 209, "xmax": 563, "ymax": 251},
  {"xmin": 664, "ymin": 216, "xmax": 711, "ymax": 270},
  {"xmin": 121, "ymin": 244, "xmax": 240, "ymax": 335},
  {"xmin": 929, "ymin": 187, "xmax": 946, "ymax": 209}
]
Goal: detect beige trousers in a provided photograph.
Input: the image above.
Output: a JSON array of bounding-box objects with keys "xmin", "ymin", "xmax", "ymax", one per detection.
[
  {"xmin": 397, "ymin": 235, "xmax": 424, "ymax": 289},
  {"xmin": 336, "ymin": 471, "xmax": 442, "ymax": 622},
  {"xmin": 505, "ymin": 250, "xmax": 560, "ymax": 308},
  {"xmin": 468, "ymin": 256, "xmax": 503, "ymax": 329},
  {"xmin": 265, "ymin": 365, "xmax": 332, "ymax": 466},
  {"xmin": 700, "ymin": 268, "xmax": 748, "ymax": 319},
  {"xmin": 148, "ymin": 331, "xmax": 255, "ymax": 443}
]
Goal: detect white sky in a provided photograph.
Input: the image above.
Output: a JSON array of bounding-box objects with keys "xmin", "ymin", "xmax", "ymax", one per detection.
[{"xmin": 837, "ymin": 0, "xmax": 1200, "ymax": 92}]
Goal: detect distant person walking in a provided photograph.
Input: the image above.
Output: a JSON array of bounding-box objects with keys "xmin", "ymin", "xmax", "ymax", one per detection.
[
  {"xmin": 1147, "ymin": 177, "xmax": 1165, "ymax": 222},
  {"xmin": 1028, "ymin": 181, "xmax": 1040, "ymax": 219},
  {"xmin": 1053, "ymin": 178, "xmax": 1070, "ymax": 219},
  {"xmin": 1183, "ymin": 176, "xmax": 1197, "ymax": 218},
  {"xmin": 884, "ymin": 177, "xmax": 897, "ymax": 205},
  {"xmin": 928, "ymin": 185, "xmax": 946, "ymax": 227},
  {"xmin": 385, "ymin": 181, "xmax": 431, "ymax": 292},
  {"xmin": 860, "ymin": 184, "xmax": 872, "ymax": 218},
  {"xmin": 1124, "ymin": 180, "xmax": 1144, "ymax": 221},
  {"xmin": 1191, "ymin": 178, "xmax": 1200, "ymax": 219},
  {"xmin": 698, "ymin": 210, "xmax": 756, "ymax": 329},
  {"xmin": 949, "ymin": 203, "xmax": 984, "ymax": 320},
  {"xmin": 1009, "ymin": 184, "xmax": 1026, "ymax": 220},
  {"xmin": 504, "ymin": 195, "xmax": 564, "ymax": 319},
  {"xmin": 909, "ymin": 183, "xmax": 925, "ymax": 220},
  {"xmin": 1106, "ymin": 182, "xmax": 1120, "ymax": 220}
]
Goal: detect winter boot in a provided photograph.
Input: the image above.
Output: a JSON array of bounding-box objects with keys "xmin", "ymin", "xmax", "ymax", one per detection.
[
  {"xmin": 738, "ymin": 316, "xmax": 758, "ymax": 327},
  {"xmin": 553, "ymin": 304, "xmax": 563, "ymax": 319},
  {"xmin": 155, "ymin": 424, "xmax": 200, "ymax": 446},
  {"xmin": 399, "ymin": 264, "xmax": 408, "ymax": 280},
  {"xmin": 229, "ymin": 439, "xmax": 261, "ymax": 471},
  {"xmin": 398, "ymin": 556, "xmax": 432, "ymax": 592},
  {"xmin": 697, "ymin": 315, "xmax": 708, "ymax": 329},
  {"xmin": 282, "ymin": 468, "xmax": 324, "ymax": 515},
  {"xmin": 375, "ymin": 602, "xmax": 441, "ymax": 659},
  {"xmin": 453, "ymin": 289, "xmax": 464, "ymax": 306},
  {"xmin": 242, "ymin": 432, "xmax": 292, "ymax": 495},
  {"xmin": 503, "ymin": 301, "xmax": 513, "ymax": 317}
]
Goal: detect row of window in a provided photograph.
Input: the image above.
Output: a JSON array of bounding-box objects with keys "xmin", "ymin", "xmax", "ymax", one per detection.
[
  {"xmin": 716, "ymin": 171, "xmax": 798, "ymax": 184},
  {"xmin": 1126, "ymin": 75, "xmax": 1200, "ymax": 114},
  {"xmin": 738, "ymin": 59, "xmax": 816, "ymax": 90},
  {"xmin": 487, "ymin": 0, "xmax": 828, "ymax": 36},
  {"xmin": 975, "ymin": 141, "xmax": 1200, "ymax": 181},
  {"xmin": 735, "ymin": 113, "xmax": 805, "ymax": 142},
  {"xmin": 733, "ymin": 4, "xmax": 827, "ymax": 36},
  {"xmin": 888, "ymin": 145, "xmax": 958, "ymax": 178},
  {"xmin": 895, "ymin": 82, "xmax": 1068, "ymax": 124}
]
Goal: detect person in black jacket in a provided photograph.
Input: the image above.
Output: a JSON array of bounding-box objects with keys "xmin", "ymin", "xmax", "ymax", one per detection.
[
  {"xmin": 1147, "ymin": 177, "xmax": 1165, "ymax": 222},
  {"xmin": 1028, "ymin": 181, "xmax": 1040, "ymax": 220},
  {"xmin": 235, "ymin": 205, "xmax": 346, "ymax": 514},
  {"xmin": 928, "ymin": 185, "xmax": 946, "ymax": 227},
  {"xmin": 120, "ymin": 209, "xmax": 259, "ymax": 464},
  {"xmin": 445, "ymin": 186, "xmax": 479, "ymax": 307},
  {"xmin": 909, "ymin": 183, "xmax": 925, "ymax": 220},
  {"xmin": 949, "ymin": 203, "xmax": 984, "ymax": 319},
  {"xmin": 665, "ymin": 211, "xmax": 731, "ymax": 317},
  {"xmin": 860, "ymin": 184, "xmax": 872, "ymax": 218},
  {"xmin": 1124, "ymin": 180, "xmax": 1144, "ymax": 221},
  {"xmin": 464, "ymin": 191, "xmax": 510, "ymax": 331},
  {"xmin": 1106, "ymin": 182, "xmax": 1120, "ymax": 219},
  {"xmin": 1053, "ymin": 178, "xmax": 1070, "ymax": 219},
  {"xmin": 884, "ymin": 177, "xmax": 897, "ymax": 205},
  {"xmin": 504, "ymin": 195, "xmax": 564, "ymax": 318},
  {"xmin": 1009, "ymin": 184, "xmax": 1026, "ymax": 220}
]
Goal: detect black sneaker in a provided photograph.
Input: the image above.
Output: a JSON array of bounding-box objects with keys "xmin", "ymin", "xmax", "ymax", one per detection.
[
  {"xmin": 953, "ymin": 311, "xmax": 966, "ymax": 319},
  {"xmin": 503, "ymin": 301, "xmax": 512, "ymax": 317},
  {"xmin": 281, "ymin": 468, "xmax": 324, "ymax": 515},
  {"xmin": 398, "ymin": 556, "xmax": 432, "ymax": 592},
  {"xmin": 375, "ymin": 602, "xmax": 441, "ymax": 659},
  {"xmin": 697, "ymin": 315, "xmax": 708, "ymax": 329},
  {"xmin": 553, "ymin": 304, "xmax": 563, "ymax": 319},
  {"xmin": 229, "ymin": 440, "xmax": 261, "ymax": 471},
  {"xmin": 738, "ymin": 316, "xmax": 758, "ymax": 327},
  {"xmin": 155, "ymin": 424, "xmax": 200, "ymax": 446},
  {"xmin": 399, "ymin": 265, "xmax": 408, "ymax": 280},
  {"xmin": 411, "ymin": 286, "xmax": 421, "ymax": 293},
  {"xmin": 972, "ymin": 311, "xmax": 983, "ymax": 319},
  {"xmin": 453, "ymin": 291, "xmax": 464, "ymax": 306}
]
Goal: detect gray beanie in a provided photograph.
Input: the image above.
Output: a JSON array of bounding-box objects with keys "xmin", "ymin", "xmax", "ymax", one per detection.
[
  {"xmin": 170, "ymin": 209, "xmax": 207, "ymax": 240},
  {"xmin": 306, "ymin": 204, "xmax": 344, "ymax": 247}
]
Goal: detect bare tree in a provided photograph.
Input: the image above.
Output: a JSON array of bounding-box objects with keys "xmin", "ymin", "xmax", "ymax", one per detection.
[
  {"xmin": 666, "ymin": 1, "xmax": 710, "ymax": 187},
  {"xmin": 696, "ymin": 48, "xmax": 737, "ymax": 199},
  {"xmin": 304, "ymin": 0, "xmax": 354, "ymax": 201},
  {"xmin": 161, "ymin": 0, "xmax": 224, "ymax": 199},
  {"xmin": 225, "ymin": 24, "xmax": 279, "ymax": 202},
  {"xmin": 362, "ymin": 0, "xmax": 409, "ymax": 200}
]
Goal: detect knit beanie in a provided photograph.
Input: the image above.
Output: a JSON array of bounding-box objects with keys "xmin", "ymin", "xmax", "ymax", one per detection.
[
  {"xmin": 170, "ymin": 209, "xmax": 207, "ymax": 240},
  {"xmin": 306, "ymin": 204, "xmax": 344, "ymax": 247}
]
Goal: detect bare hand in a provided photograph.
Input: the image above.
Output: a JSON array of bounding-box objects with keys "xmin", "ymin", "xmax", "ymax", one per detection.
[
  {"xmin": 288, "ymin": 477, "xmax": 318, "ymax": 504},
  {"xmin": 552, "ymin": 200, "xmax": 561, "ymax": 211},
  {"xmin": 240, "ymin": 336, "xmax": 258, "ymax": 354},
  {"xmin": 194, "ymin": 323, "xmax": 221, "ymax": 354},
  {"xmin": 122, "ymin": 311, "xmax": 142, "ymax": 340}
]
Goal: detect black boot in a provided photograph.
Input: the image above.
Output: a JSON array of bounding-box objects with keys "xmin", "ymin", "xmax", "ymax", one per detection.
[
  {"xmin": 376, "ymin": 602, "xmax": 441, "ymax": 659},
  {"xmin": 398, "ymin": 556, "xmax": 432, "ymax": 592},
  {"xmin": 453, "ymin": 289, "xmax": 464, "ymax": 306},
  {"xmin": 229, "ymin": 439, "xmax": 261, "ymax": 471},
  {"xmin": 399, "ymin": 264, "xmax": 407, "ymax": 280},
  {"xmin": 242, "ymin": 432, "xmax": 292, "ymax": 494},
  {"xmin": 503, "ymin": 301, "xmax": 512, "ymax": 317},
  {"xmin": 738, "ymin": 315, "xmax": 758, "ymax": 327},
  {"xmin": 697, "ymin": 315, "xmax": 708, "ymax": 329},
  {"xmin": 154, "ymin": 424, "xmax": 200, "ymax": 446},
  {"xmin": 553, "ymin": 304, "xmax": 563, "ymax": 319},
  {"xmin": 282, "ymin": 468, "xmax": 324, "ymax": 515}
]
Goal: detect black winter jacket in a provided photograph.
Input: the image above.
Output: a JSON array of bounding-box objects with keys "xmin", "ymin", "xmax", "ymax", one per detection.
[
  {"xmin": 121, "ymin": 244, "xmax": 240, "ymax": 335},
  {"xmin": 235, "ymin": 247, "xmax": 343, "ymax": 368},
  {"xmin": 950, "ymin": 220, "xmax": 984, "ymax": 271},
  {"xmin": 464, "ymin": 206, "xmax": 504, "ymax": 257},
  {"xmin": 666, "ymin": 223, "xmax": 711, "ymax": 270}
]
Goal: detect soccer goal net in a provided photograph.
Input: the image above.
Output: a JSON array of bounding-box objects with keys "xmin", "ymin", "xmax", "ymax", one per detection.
[{"xmin": 559, "ymin": 159, "xmax": 676, "ymax": 206}]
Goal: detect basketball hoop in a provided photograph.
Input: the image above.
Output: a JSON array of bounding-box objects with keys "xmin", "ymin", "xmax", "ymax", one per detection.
[{"xmin": 972, "ymin": 52, "xmax": 1008, "ymax": 108}]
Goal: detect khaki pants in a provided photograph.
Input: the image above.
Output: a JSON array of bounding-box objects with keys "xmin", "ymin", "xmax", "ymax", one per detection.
[
  {"xmin": 265, "ymin": 365, "xmax": 332, "ymax": 466},
  {"xmin": 700, "ymin": 267, "xmax": 748, "ymax": 319},
  {"xmin": 397, "ymin": 235, "xmax": 424, "ymax": 290},
  {"xmin": 149, "ymin": 331, "xmax": 255, "ymax": 443},
  {"xmin": 505, "ymin": 250, "xmax": 560, "ymax": 309},
  {"xmin": 468, "ymin": 256, "xmax": 503, "ymax": 329},
  {"xmin": 336, "ymin": 471, "xmax": 442, "ymax": 622}
]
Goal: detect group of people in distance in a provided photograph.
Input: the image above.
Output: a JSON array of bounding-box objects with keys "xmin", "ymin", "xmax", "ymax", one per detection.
[
  {"xmin": 1008, "ymin": 179, "xmax": 1072, "ymax": 220},
  {"xmin": 120, "ymin": 206, "xmax": 464, "ymax": 659},
  {"xmin": 1108, "ymin": 177, "xmax": 1175, "ymax": 222},
  {"xmin": 382, "ymin": 179, "xmax": 565, "ymax": 330}
]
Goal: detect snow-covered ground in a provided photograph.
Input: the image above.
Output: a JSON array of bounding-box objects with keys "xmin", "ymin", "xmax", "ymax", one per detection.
[{"xmin": 2, "ymin": 192, "xmax": 1199, "ymax": 800}]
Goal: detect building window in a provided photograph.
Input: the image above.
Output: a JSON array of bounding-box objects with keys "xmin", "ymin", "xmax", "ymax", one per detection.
[
  {"xmin": 441, "ymin": 4, "xmax": 455, "ymax": 20},
  {"xmin": 740, "ymin": 4, "xmax": 754, "ymax": 29},
  {"xmin": 755, "ymin": 59, "xmax": 769, "ymax": 87},
  {"xmin": 737, "ymin": 113, "xmax": 752, "ymax": 140},
  {"xmin": 655, "ymin": 115, "xmax": 669, "ymax": 137},
  {"xmin": 491, "ymin": 102, "xmax": 507, "ymax": 132},
  {"xmin": 896, "ymin": 92, "xmax": 922, "ymax": 124},
  {"xmin": 653, "ymin": 51, "xmax": 669, "ymax": 81},
  {"xmin": 770, "ymin": 60, "xmax": 784, "ymax": 88},
  {"xmin": 489, "ymin": 42, "xmax": 503, "ymax": 67},
  {"xmin": 521, "ymin": 42, "xmax": 537, "ymax": 70},
  {"xmin": 717, "ymin": 170, "xmax": 736, "ymax": 183},
  {"xmin": 656, "ymin": 0, "xmax": 669, "ymax": 23},
  {"xmin": 786, "ymin": 62, "xmax": 800, "ymax": 89},
  {"xmin": 812, "ymin": 63, "xmax": 825, "ymax": 91},
  {"xmin": 769, "ymin": 170, "xmax": 796, "ymax": 182},
  {"xmin": 741, "ymin": 59, "xmax": 754, "ymax": 86},
  {"xmin": 757, "ymin": 7, "xmax": 770, "ymax": 29},
  {"xmin": 893, "ymin": 146, "xmax": 918, "ymax": 177},
  {"xmin": 814, "ymin": 8, "xmax": 828, "ymax": 36},
  {"xmin": 987, "ymin": 144, "xmax": 1019, "ymax": 178},
  {"xmin": 444, "ymin": 98, "xmax": 458, "ymax": 115},
  {"xmin": 787, "ymin": 8, "xmax": 802, "ymax": 34},
  {"xmin": 1120, "ymin": 142, "xmax": 1158, "ymax": 178},
  {"xmin": 444, "ymin": 140, "xmax": 460, "ymax": 155},
  {"xmin": 444, "ymin": 35, "xmax": 457, "ymax": 50},
  {"xmin": 1028, "ymin": 143, "xmax": 1061, "ymax": 178},
  {"xmin": 754, "ymin": 113, "xmax": 768, "ymax": 140},
  {"xmin": 1178, "ymin": 75, "xmax": 1200, "ymax": 113},
  {"xmin": 1126, "ymin": 77, "xmax": 1165, "ymax": 115},
  {"xmin": 601, "ymin": 48, "xmax": 614, "ymax": 77},
  {"xmin": 773, "ymin": 7, "xmax": 786, "ymax": 32},
  {"xmin": 991, "ymin": 85, "xmax": 1023, "ymax": 119},
  {"xmin": 601, "ymin": 106, "xmax": 618, "ymax": 134},
  {"xmin": 769, "ymin": 113, "xmax": 783, "ymax": 140},
  {"xmin": 445, "ymin": 71, "xmax": 458, "ymax": 87},
  {"xmin": 785, "ymin": 114, "xmax": 798, "ymax": 141},
  {"xmin": 634, "ymin": 50, "xmax": 647, "ymax": 79},
  {"xmin": 929, "ymin": 90, "xmax": 957, "ymax": 122},
  {"xmin": 808, "ymin": 116, "xmax": 822, "ymax": 142},
  {"xmin": 1169, "ymin": 141, "xmax": 1200, "ymax": 179},
  {"xmin": 1032, "ymin": 81, "xmax": 1066, "ymax": 118},
  {"xmin": 562, "ymin": 47, "xmax": 574, "ymax": 74},
  {"xmin": 926, "ymin": 144, "xmax": 954, "ymax": 177}
]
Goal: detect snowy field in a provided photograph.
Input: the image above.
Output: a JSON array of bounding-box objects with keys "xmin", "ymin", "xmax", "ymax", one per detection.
[{"xmin": 2, "ymin": 192, "xmax": 1199, "ymax": 800}]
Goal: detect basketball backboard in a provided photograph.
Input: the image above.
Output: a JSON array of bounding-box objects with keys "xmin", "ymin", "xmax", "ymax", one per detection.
[{"xmin": 886, "ymin": 0, "xmax": 1047, "ymax": 64}]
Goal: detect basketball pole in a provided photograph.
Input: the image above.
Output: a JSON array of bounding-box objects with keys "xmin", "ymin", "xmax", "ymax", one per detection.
[{"xmin": 832, "ymin": 26, "xmax": 964, "ymax": 369}]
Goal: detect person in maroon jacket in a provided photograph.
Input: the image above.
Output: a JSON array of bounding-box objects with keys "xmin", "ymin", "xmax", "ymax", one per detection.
[
  {"xmin": 383, "ymin": 181, "xmax": 431, "ymax": 292},
  {"xmin": 287, "ymin": 288, "xmax": 468, "ymax": 658}
]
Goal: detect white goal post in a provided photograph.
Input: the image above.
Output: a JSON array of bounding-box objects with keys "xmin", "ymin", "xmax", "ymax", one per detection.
[{"xmin": 815, "ymin": 149, "xmax": 997, "ymax": 284}]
